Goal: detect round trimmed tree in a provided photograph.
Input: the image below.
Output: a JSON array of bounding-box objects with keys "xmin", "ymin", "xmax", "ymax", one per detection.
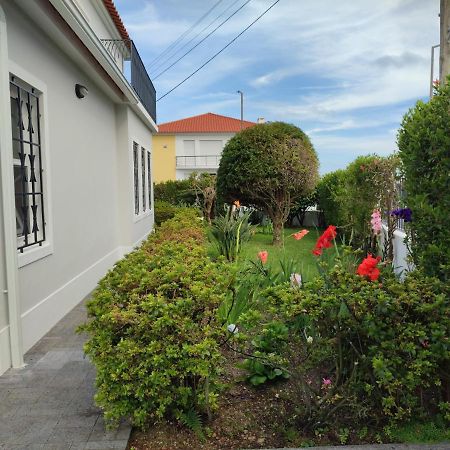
[{"xmin": 217, "ymin": 122, "xmax": 319, "ymax": 245}]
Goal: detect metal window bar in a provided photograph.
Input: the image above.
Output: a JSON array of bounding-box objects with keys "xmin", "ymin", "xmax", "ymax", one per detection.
[
  {"xmin": 176, "ymin": 155, "xmax": 221, "ymax": 168},
  {"xmin": 133, "ymin": 142, "xmax": 139, "ymax": 215},
  {"xmin": 10, "ymin": 78, "xmax": 46, "ymax": 252},
  {"xmin": 100, "ymin": 39, "xmax": 156, "ymax": 122}
]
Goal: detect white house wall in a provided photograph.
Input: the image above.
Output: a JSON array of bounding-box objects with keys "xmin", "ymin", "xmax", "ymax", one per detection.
[
  {"xmin": 1, "ymin": 1, "xmax": 154, "ymax": 365},
  {"xmin": 175, "ymin": 133, "xmax": 234, "ymax": 180}
]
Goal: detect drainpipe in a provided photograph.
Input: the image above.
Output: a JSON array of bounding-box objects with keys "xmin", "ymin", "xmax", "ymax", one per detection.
[{"xmin": 0, "ymin": 5, "xmax": 24, "ymax": 369}]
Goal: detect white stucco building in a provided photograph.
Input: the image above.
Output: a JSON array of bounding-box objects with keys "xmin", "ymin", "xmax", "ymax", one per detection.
[
  {"xmin": 153, "ymin": 113, "xmax": 257, "ymax": 182},
  {"xmin": 0, "ymin": 0, "xmax": 157, "ymax": 375}
]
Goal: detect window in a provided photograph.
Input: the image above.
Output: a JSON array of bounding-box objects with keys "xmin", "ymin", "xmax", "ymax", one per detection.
[
  {"xmin": 147, "ymin": 151, "xmax": 152, "ymax": 211},
  {"xmin": 133, "ymin": 142, "xmax": 139, "ymax": 215},
  {"xmin": 10, "ymin": 76, "xmax": 46, "ymax": 252},
  {"xmin": 133, "ymin": 141, "xmax": 152, "ymax": 217},
  {"xmin": 141, "ymin": 147, "xmax": 146, "ymax": 211},
  {"xmin": 183, "ymin": 140, "xmax": 195, "ymax": 156}
]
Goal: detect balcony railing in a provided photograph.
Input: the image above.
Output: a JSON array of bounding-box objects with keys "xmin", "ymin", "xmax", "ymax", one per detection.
[
  {"xmin": 176, "ymin": 155, "xmax": 221, "ymax": 168},
  {"xmin": 101, "ymin": 39, "xmax": 156, "ymax": 123}
]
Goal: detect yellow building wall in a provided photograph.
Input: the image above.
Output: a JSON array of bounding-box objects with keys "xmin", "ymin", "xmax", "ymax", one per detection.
[{"xmin": 152, "ymin": 134, "xmax": 176, "ymax": 183}]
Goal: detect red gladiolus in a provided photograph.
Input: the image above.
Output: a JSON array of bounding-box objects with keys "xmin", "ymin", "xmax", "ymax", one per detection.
[
  {"xmin": 258, "ymin": 250, "xmax": 268, "ymax": 264},
  {"xmin": 312, "ymin": 225, "xmax": 337, "ymax": 256},
  {"xmin": 356, "ymin": 254, "xmax": 381, "ymax": 281},
  {"xmin": 293, "ymin": 229, "xmax": 309, "ymax": 240}
]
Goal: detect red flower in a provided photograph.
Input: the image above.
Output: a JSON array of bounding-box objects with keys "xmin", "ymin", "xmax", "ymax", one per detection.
[
  {"xmin": 258, "ymin": 250, "xmax": 268, "ymax": 264},
  {"xmin": 293, "ymin": 229, "xmax": 309, "ymax": 240},
  {"xmin": 312, "ymin": 225, "xmax": 337, "ymax": 256},
  {"xmin": 356, "ymin": 254, "xmax": 381, "ymax": 281}
]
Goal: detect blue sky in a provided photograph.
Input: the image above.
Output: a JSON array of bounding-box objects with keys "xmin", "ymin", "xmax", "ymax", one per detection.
[{"xmin": 115, "ymin": 0, "xmax": 440, "ymax": 174}]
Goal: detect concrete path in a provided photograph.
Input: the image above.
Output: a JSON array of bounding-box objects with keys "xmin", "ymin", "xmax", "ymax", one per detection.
[{"xmin": 0, "ymin": 300, "xmax": 131, "ymax": 450}]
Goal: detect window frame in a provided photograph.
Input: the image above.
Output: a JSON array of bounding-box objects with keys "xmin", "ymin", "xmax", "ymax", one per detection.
[
  {"xmin": 131, "ymin": 139, "xmax": 153, "ymax": 223},
  {"xmin": 9, "ymin": 62, "xmax": 53, "ymax": 268}
]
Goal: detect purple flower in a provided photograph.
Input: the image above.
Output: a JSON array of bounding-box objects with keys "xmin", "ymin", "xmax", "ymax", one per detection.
[{"xmin": 390, "ymin": 207, "xmax": 412, "ymax": 223}]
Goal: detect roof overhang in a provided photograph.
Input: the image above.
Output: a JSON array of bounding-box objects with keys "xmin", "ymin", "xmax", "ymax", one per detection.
[{"xmin": 13, "ymin": 0, "xmax": 157, "ymax": 133}]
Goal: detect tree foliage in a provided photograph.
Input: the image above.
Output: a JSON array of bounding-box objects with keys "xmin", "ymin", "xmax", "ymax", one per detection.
[
  {"xmin": 397, "ymin": 78, "xmax": 450, "ymax": 281},
  {"xmin": 217, "ymin": 122, "xmax": 319, "ymax": 245}
]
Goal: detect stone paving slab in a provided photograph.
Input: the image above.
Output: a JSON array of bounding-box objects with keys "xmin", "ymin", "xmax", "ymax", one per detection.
[{"xmin": 0, "ymin": 300, "xmax": 131, "ymax": 450}]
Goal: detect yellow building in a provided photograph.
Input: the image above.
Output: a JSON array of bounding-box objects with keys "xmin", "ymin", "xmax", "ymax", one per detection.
[
  {"xmin": 152, "ymin": 134, "xmax": 176, "ymax": 183},
  {"xmin": 152, "ymin": 113, "xmax": 256, "ymax": 182}
]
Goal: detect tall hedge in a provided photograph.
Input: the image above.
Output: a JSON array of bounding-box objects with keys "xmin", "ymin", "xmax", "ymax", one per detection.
[{"xmin": 397, "ymin": 79, "xmax": 450, "ymax": 280}]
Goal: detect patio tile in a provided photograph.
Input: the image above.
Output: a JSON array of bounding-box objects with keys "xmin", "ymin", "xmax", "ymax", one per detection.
[{"xmin": 0, "ymin": 298, "xmax": 131, "ymax": 450}]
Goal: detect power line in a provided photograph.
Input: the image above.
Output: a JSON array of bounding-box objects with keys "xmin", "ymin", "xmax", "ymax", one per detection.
[
  {"xmin": 148, "ymin": 0, "xmax": 225, "ymax": 69},
  {"xmin": 157, "ymin": 0, "xmax": 282, "ymax": 102},
  {"xmin": 153, "ymin": 0, "xmax": 252, "ymax": 80},
  {"xmin": 150, "ymin": 0, "xmax": 245, "ymax": 75}
]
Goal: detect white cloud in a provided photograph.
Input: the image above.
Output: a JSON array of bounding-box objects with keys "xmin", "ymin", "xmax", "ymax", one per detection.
[{"xmin": 116, "ymin": 0, "xmax": 440, "ymax": 173}]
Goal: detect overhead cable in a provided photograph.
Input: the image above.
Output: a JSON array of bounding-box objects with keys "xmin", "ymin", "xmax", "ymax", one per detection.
[{"xmin": 157, "ymin": 0, "xmax": 282, "ymax": 102}]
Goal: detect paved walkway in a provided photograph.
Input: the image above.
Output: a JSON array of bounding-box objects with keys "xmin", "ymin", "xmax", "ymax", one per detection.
[{"xmin": 0, "ymin": 300, "xmax": 131, "ymax": 450}]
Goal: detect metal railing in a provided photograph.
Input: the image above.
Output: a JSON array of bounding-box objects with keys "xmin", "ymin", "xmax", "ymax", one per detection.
[
  {"xmin": 101, "ymin": 39, "xmax": 156, "ymax": 122},
  {"xmin": 176, "ymin": 155, "xmax": 221, "ymax": 168}
]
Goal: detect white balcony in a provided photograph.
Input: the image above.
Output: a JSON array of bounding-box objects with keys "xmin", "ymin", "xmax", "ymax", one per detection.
[{"xmin": 176, "ymin": 155, "xmax": 221, "ymax": 169}]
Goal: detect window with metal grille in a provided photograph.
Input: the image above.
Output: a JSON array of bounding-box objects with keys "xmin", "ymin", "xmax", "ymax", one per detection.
[
  {"xmin": 133, "ymin": 141, "xmax": 139, "ymax": 215},
  {"xmin": 10, "ymin": 76, "xmax": 46, "ymax": 252}
]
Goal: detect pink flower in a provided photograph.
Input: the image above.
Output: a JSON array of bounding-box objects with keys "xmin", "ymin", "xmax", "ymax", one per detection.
[
  {"xmin": 322, "ymin": 377, "xmax": 332, "ymax": 388},
  {"xmin": 370, "ymin": 209, "xmax": 382, "ymax": 235},
  {"xmin": 293, "ymin": 229, "xmax": 309, "ymax": 240},
  {"xmin": 258, "ymin": 250, "xmax": 268, "ymax": 264}
]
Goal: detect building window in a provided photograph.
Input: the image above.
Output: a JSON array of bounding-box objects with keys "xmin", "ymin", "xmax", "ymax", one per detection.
[
  {"xmin": 10, "ymin": 76, "xmax": 46, "ymax": 252},
  {"xmin": 147, "ymin": 151, "xmax": 152, "ymax": 210},
  {"xmin": 141, "ymin": 147, "xmax": 146, "ymax": 211},
  {"xmin": 133, "ymin": 142, "xmax": 152, "ymax": 217},
  {"xmin": 133, "ymin": 141, "xmax": 139, "ymax": 215}
]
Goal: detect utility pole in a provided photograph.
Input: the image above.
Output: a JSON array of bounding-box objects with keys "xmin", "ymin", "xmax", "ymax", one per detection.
[
  {"xmin": 237, "ymin": 90, "xmax": 243, "ymax": 129},
  {"xmin": 439, "ymin": 0, "xmax": 450, "ymax": 84}
]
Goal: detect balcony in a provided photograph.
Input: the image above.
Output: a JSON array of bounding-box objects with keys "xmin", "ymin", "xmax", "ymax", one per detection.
[
  {"xmin": 100, "ymin": 39, "xmax": 156, "ymax": 123},
  {"xmin": 176, "ymin": 155, "xmax": 221, "ymax": 169}
]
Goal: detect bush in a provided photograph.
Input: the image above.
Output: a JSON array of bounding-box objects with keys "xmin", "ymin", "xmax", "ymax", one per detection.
[
  {"xmin": 217, "ymin": 122, "xmax": 319, "ymax": 245},
  {"xmin": 397, "ymin": 78, "xmax": 450, "ymax": 281},
  {"xmin": 80, "ymin": 209, "xmax": 232, "ymax": 427},
  {"xmin": 153, "ymin": 179, "xmax": 196, "ymax": 205},
  {"xmin": 154, "ymin": 200, "xmax": 180, "ymax": 226},
  {"xmin": 316, "ymin": 170, "xmax": 348, "ymax": 228},
  {"xmin": 258, "ymin": 267, "xmax": 450, "ymax": 429}
]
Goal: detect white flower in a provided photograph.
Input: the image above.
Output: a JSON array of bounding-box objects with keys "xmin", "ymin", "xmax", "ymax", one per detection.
[
  {"xmin": 227, "ymin": 324, "xmax": 239, "ymax": 334},
  {"xmin": 290, "ymin": 273, "xmax": 302, "ymax": 288},
  {"xmin": 306, "ymin": 336, "xmax": 313, "ymax": 344}
]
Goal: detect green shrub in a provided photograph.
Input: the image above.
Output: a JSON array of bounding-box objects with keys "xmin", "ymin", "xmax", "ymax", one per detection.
[
  {"xmin": 154, "ymin": 200, "xmax": 180, "ymax": 226},
  {"xmin": 316, "ymin": 170, "xmax": 348, "ymax": 228},
  {"xmin": 153, "ymin": 179, "xmax": 196, "ymax": 205},
  {"xmin": 258, "ymin": 267, "xmax": 450, "ymax": 429},
  {"xmin": 217, "ymin": 122, "xmax": 319, "ymax": 245},
  {"xmin": 80, "ymin": 209, "xmax": 232, "ymax": 427},
  {"xmin": 397, "ymin": 78, "xmax": 450, "ymax": 281}
]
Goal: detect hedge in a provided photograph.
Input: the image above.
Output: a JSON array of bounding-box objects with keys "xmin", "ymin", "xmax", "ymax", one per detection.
[{"xmin": 80, "ymin": 209, "xmax": 232, "ymax": 426}]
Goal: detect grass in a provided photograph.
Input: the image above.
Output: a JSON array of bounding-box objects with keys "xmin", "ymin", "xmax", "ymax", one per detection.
[
  {"xmin": 209, "ymin": 226, "xmax": 322, "ymax": 281},
  {"xmin": 391, "ymin": 420, "xmax": 450, "ymax": 444}
]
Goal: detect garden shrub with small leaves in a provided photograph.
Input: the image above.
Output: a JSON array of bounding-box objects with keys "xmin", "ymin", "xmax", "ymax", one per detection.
[
  {"xmin": 80, "ymin": 209, "xmax": 232, "ymax": 427},
  {"xmin": 257, "ymin": 266, "xmax": 450, "ymax": 429},
  {"xmin": 398, "ymin": 77, "xmax": 450, "ymax": 281}
]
